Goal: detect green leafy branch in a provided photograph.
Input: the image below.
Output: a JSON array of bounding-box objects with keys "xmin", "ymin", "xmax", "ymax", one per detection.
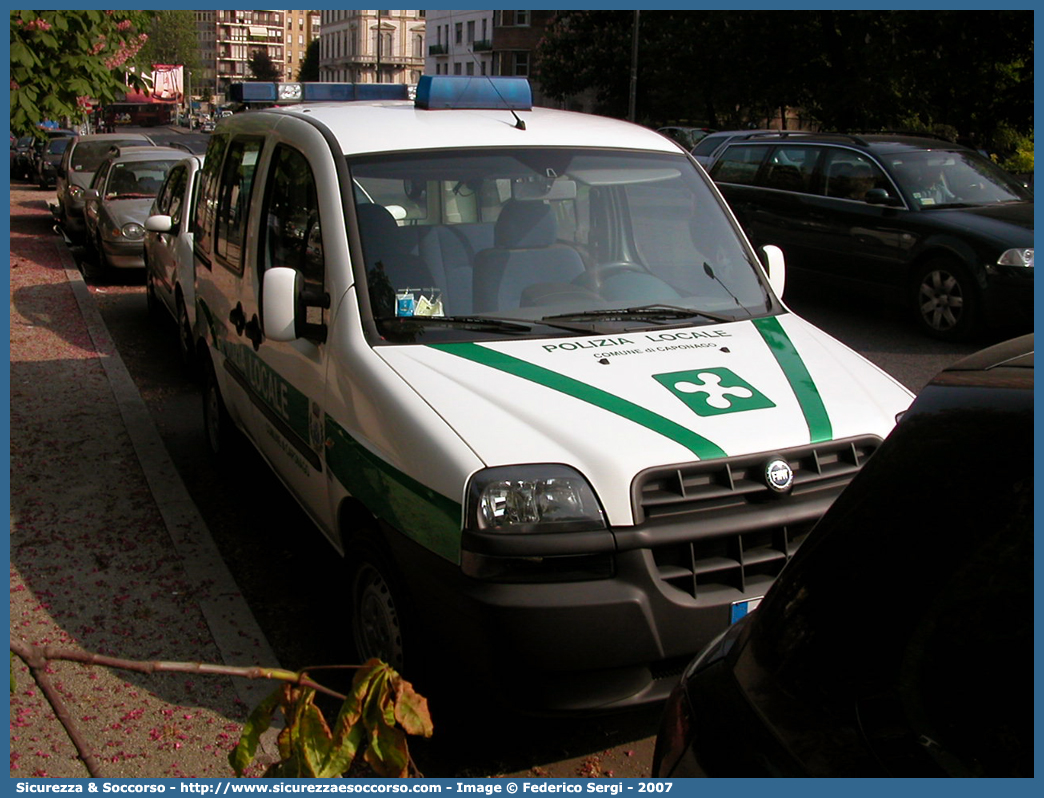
[{"xmin": 10, "ymin": 636, "xmax": 433, "ymax": 779}]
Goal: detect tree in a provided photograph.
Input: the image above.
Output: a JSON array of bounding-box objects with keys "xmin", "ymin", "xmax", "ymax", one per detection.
[
  {"xmin": 248, "ymin": 48, "xmax": 282, "ymax": 81},
  {"xmin": 9, "ymin": 9, "xmax": 157, "ymax": 137},
  {"xmin": 138, "ymin": 10, "xmax": 201, "ymax": 73},
  {"xmin": 535, "ymin": 9, "xmax": 1033, "ymax": 150},
  {"xmin": 297, "ymin": 37, "xmax": 320, "ymax": 82}
]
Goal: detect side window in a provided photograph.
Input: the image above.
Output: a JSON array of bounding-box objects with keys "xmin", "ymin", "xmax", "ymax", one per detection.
[
  {"xmin": 91, "ymin": 162, "xmax": 110, "ymax": 192},
  {"xmin": 156, "ymin": 165, "xmax": 184, "ymax": 217},
  {"xmin": 215, "ymin": 138, "xmax": 263, "ymax": 273},
  {"xmin": 261, "ymin": 145, "xmax": 323, "ymax": 291},
  {"xmin": 762, "ymin": 146, "xmax": 823, "ymax": 194},
  {"xmin": 821, "ymin": 149, "xmax": 890, "ymax": 202},
  {"xmin": 710, "ymin": 145, "xmax": 771, "ymax": 185},
  {"xmin": 193, "ymin": 135, "xmax": 229, "ymax": 260}
]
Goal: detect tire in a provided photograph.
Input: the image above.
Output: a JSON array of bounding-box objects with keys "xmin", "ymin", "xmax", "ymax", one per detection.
[
  {"xmin": 912, "ymin": 257, "xmax": 980, "ymax": 341},
  {"xmin": 202, "ymin": 355, "xmax": 236, "ymax": 458},
  {"xmin": 348, "ymin": 537, "xmax": 409, "ymax": 673},
  {"xmin": 176, "ymin": 294, "xmax": 196, "ymax": 371},
  {"xmin": 145, "ymin": 270, "xmax": 161, "ymax": 318}
]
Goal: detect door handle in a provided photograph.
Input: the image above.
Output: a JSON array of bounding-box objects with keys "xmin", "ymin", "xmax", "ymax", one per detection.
[
  {"xmin": 244, "ymin": 314, "xmax": 263, "ymax": 351},
  {"xmin": 229, "ymin": 303, "xmax": 246, "ymax": 335}
]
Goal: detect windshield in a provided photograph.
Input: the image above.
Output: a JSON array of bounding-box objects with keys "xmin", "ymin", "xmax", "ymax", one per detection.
[
  {"xmin": 887, "ymin": 150, "xmax": 1032, "ymax": 208},
  {"xmin": 103, "ymin": 160, "xmax": 180, "ymax": 200},
  {"xmin": 349, "ymin": 148, "xmax": 775, "ymax": 344}
]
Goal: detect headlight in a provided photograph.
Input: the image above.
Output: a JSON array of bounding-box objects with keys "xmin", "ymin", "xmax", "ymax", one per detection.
[
  {"xmin": 997, "ymin": 248, "xmax": 1033, "ymax": 268},
  {"xmin": 68, "ymin": 185, "xmax": 84, "ymax": 200},
  {"xmin": 121, "ymin": 222, "xmax": 145, "ymax": 240},
  {"xmin": 467, "ymin": 465, "xmax": 605, "ymax": 533}
]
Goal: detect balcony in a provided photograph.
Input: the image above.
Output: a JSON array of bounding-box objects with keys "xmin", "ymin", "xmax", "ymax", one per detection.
[
  {"xmin": 472, "ymin": 40, "xmax": 492, "ymax": 52},
  {"xmin": 428, "ymin": 44, "xmax": 448, "ymax": 56}
]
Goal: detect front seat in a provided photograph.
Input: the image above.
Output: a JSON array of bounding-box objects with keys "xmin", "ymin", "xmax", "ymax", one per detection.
[
  {"xmin": 472, "ymin": 200, "xmax": 586, "ymax": 313},
  {"xmin": 355, "ymin": 203, "xmax": 435, "ymax": 317}
]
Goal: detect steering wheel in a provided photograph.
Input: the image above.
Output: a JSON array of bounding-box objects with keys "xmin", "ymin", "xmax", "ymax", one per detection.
[{"xmin": 573, "ymin": 262, "xmax": 648, "ymax": 292}]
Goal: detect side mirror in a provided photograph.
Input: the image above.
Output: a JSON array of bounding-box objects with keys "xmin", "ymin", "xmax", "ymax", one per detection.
[
  {"xmin": 145, "ymin": 214, "xmax": 173, "ymax": 233},
  {"xmin": 84, "ymin": 188, "xmax": 100, "ymax": 200},
  {"xmin": 262, "ymin": 266, "xmax": 330, "ymax": 344},
  {"xmin": 760, "ymin": 244, "xmax": 786, "ymax": 298},
  {"xmin": 865, "ymin": 188, "xmax": 902, "ymax": 207}
]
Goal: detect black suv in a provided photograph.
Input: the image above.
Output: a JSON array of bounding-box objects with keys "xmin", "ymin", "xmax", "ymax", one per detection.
[
  {"xmin": 710, "ymin": 133, "xmax": 1033, "ymax": 341},
  {"xmin": 654, "ymin": 333, "xmax": 1033, "ymax": 777}
]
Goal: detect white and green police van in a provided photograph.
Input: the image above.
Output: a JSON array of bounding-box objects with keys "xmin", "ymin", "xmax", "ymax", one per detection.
[{"xmin": 191, "ymin": 77, "xmax": 913, "ymax": 711}]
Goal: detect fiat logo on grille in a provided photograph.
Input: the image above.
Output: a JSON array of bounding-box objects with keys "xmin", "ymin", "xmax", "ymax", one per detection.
[{"xmin": 765, "ymin": 458, "xmax": 794, "ymax": 493}]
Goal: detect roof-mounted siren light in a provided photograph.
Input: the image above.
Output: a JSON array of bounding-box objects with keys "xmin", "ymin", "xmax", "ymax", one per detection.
[
  {"xmin": 414, "ymin": 76, "xmax": 532, "ymax": 111},
  {"xmin": 227, "ymin": 82, "xmax": 409, "ymax": 104}
]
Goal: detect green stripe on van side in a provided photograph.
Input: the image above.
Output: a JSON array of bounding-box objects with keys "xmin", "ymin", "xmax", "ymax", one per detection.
[
  {"xmin": 429, "ymin": 342, "xmax": 728, "ymax": 460},
  {"xmin": 752, "ymin": 316, "xmax": 833, "ymax": 443},
  {"xmin": 325, "ymin": 417, "xmax": 462, "ymax": 563}
]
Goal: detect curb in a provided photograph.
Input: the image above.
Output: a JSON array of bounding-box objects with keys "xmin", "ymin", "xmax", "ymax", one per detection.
[{"xmin": 54, "ymin": 238, "xmax": 283, "ymax": 755}]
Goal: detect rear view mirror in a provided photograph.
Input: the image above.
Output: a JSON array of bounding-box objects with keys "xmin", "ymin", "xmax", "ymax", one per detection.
[{"xmin": 512, "ymin": 178, "xmax": 577, "ymax": 201}]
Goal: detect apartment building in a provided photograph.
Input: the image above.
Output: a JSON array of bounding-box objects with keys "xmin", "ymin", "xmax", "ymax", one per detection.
[
  {"xmin": 424, "ymin": 10, "xmax": 493, "ymax": 77},
  {"xmin": 318, "ymin": 10, "xmax": 426, "ymax": 85},
  {"xmin": 285, "ymin": 10, "xmax": 321, "ymax": 81}
]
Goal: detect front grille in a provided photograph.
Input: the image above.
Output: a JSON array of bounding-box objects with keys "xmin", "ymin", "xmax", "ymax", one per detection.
[{"xmin": 632, "ymin": 436, "xmax": 880, "ymax": 599}]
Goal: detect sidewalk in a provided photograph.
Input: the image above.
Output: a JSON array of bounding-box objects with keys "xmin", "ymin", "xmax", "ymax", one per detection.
[{"xmin": 9, "ymin": 185, "xmax": 279, "ymax": 778}]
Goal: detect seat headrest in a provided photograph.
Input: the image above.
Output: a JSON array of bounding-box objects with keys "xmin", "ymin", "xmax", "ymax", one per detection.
[
  {"xmin": 356, "ymin": 203, "xmax": 405, "ymax": 263},
  {"xmin": 494, "ymin": 200, "xmax": 557, "ymax": 249}
]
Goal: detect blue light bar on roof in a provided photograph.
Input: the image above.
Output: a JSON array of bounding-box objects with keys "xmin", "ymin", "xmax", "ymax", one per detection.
[
  {"xmin": 228, "ymin": 82, "xmax": 409, "ymax": 104},
  {"xmin": 414, "ymin": 76, "xmax": 532, "ymax": 111}
]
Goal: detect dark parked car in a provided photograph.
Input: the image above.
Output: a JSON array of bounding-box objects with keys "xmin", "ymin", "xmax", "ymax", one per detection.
[
  {"xmin": 653, "ymin": 333, "xmax": 1032, "ymax": 777},
  {"xmin": 657, "ymin": 126, "xmax": 716, "ymax": 151},
  {"xmin": 710, "ymin": 133, "xmax": 1033, "ymax": 340},
  {"xmin": 690, "ymin": 129, "xmax": 782, "ymax": 168},
  {"xmin": 11, "ymin": 135, "xmax": 35, "ymax": 180},
  {"xmin": 34, "ymin": 133, "xmax": 73, "ymax": 189}
]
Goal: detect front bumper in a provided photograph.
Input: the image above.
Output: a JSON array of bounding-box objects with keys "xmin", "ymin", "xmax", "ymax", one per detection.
[{"xmin": 101, "ymin": 239, "xmax": 146, "ymax": 269}]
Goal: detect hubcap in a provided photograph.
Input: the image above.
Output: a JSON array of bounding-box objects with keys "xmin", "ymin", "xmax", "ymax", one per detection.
[
  {"xmin": 919, "ymin": 269, "xmax": 963, "ymax": 331},
  {"xmin": 354, "ymin": 564, "xmax": 404, "ymax": 669}
]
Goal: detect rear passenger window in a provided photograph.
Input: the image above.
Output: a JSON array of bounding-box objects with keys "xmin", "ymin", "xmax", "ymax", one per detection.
[
  {"xmin": 193, "ymin": 135, "xmax": 229, "ymax": 260},
  {"xmin": 215, "ymin": 138, "xmax": 263, "ymax": 273},
  {"xmin": 710, "ymin": 145, "xmax": 770, "ymax": 185},
  {"xmin": 762, "ymin": 146, "xmax": 822, "ymax": 194}
]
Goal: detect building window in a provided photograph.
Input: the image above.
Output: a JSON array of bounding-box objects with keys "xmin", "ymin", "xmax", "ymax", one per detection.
[
  {"xmin": 455, "ymin": 22, "xmax": 462, "ymax": 44},
  {"xmin": 466, "ymin": 61, "xmax": 474, "ymax": 76},
  {"xmin": 467, "ymin": 20, "xmax": 475, "ymax": 43},
  {"xmin": 453, "ymin": 62, "xmax": 462, "ymax": 75}
]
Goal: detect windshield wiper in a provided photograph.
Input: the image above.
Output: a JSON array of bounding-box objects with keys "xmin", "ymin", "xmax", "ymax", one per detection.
[
  {"xmin": 379, "ymin": 314, "xmax": 534, "ymax": 333},
  {"xmin": 542, "ymin": 304, "xmax": 735, "ymax": 324}
]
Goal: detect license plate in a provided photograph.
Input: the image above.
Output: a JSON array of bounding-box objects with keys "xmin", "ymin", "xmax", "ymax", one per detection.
[{"xmin": 730, "ymin": 596, "xmax": 763, "ymax": 624}]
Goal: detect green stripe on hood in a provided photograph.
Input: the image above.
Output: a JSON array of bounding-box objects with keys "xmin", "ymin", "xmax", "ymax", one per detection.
[
  {"xmin": 429, "ymin": 342, "xmax": 728, "ymax": 459},
  {"xmin": 753, "ymin": 316, "xmax": 833, "ymax": 443}
]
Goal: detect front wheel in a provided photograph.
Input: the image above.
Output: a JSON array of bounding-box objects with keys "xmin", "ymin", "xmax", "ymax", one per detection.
[
  {"xmin": 348, "ymin": 538, "xmax": 408, "ymax": 673},
  {"xmin": 202, "ymin": 356, "xmax": 237, "ymax": 458},
  {"xmin": 911, "ymin": 258, "xmax": 980, "ymax": 341}
]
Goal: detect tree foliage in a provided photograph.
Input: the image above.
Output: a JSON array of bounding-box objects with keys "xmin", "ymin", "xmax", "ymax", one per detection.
[
  {"xmin": 535, "ymin": 10, "xmax": 1033, "ymax": 153},
  {"xmin": 297, "ymin": 38, "xmax": 321, "ymax": 82},
  {"xmin": 138, "ymin": 10, "xmax": 201, "ymax": 73},
  {"xmin": 248, "ymin": 48, "xmax": 282, "ymax": 82},
  {"xmin": 10, "ymin": 10, "xmax": 158, "ymax": 137}
]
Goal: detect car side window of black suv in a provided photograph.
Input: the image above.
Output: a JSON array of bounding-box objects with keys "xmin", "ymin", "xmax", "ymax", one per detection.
[
  {"xmin": 820, "ymin": 148, "xmax": 892, "ymax": 203},
  {"xmin": 711, "ymin": 144, "xmax": 771, "ymax": 185},
  {"xmin": 761, "ymin": 145, "xmax": 824, "ymax": 194}
]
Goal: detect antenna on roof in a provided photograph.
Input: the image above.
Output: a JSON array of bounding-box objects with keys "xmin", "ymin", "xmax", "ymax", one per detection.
[{"xmin": 466, "ymin": 49, "xmax": 526, "ymax": 130}]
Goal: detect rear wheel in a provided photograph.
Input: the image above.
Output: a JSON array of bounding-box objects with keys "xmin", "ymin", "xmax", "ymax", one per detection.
[{"xmin": 912, "ymin": 257, "xmax": 980, "ymax": 341}]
